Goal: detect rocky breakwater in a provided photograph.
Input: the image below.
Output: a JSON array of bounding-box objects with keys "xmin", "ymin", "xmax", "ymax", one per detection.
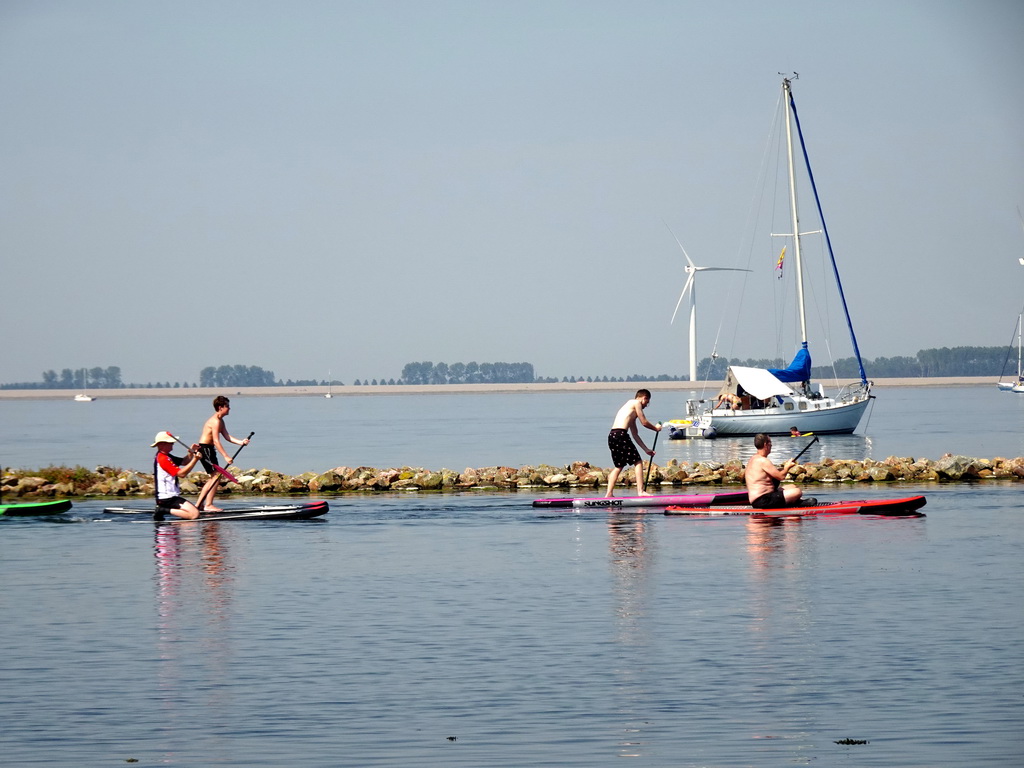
[{"xmin": 3, "ymin": 454, "xmax": 1023, "ymax": 500}]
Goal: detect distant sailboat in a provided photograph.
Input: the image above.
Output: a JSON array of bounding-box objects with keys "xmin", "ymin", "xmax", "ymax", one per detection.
[
  {"xmin": 998, "ymin": 314, "xmax": 1024, "ymax": 392},
  {"xmin": 74, "ymin": 368, "xmax": 94, "ymax": 402},
  {"xmin": 325, "ymin": 371, "xmax": 333, "ymax": 398},
  {"xmin": 999, "ymin": 245, "xmax": 1024, "ymax": 391}
]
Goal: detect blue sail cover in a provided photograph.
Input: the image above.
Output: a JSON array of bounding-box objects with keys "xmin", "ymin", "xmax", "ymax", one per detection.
[{"xmin": 768, "ymin": 345, "xmax": 812, "ymax": 383}]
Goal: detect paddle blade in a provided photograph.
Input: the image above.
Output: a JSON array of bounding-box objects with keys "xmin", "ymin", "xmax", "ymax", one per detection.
[{"xmin": 213, "ymin": 464, "xmax": 238, "ymax": 484}]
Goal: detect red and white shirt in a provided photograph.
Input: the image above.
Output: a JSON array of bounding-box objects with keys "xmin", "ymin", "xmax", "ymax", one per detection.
[{"xmin": 154, "ymin": 452, "xmax": 185, "ymax": 501}]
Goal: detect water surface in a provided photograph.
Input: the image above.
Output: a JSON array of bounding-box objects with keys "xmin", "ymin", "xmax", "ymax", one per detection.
[
  {"xmin": 2, "ymin": 385, "xmax": 1021, "ymax": 474},
  {"xmin": 1, "ymin": 486, "xmax": 1021, "ymax": 767},
  {"xmin": 2, "ymin": 386, "xmax": 1021, "ymax": 766}
]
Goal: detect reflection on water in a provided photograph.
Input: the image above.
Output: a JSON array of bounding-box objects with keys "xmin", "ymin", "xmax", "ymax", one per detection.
[
  {"xmin": 661, "ymin": 432, "xmax": 875, "ymax": 466},
  {"xmin": 153, "ymin": 522, "xmax": 236, "ymax": 745},
  {"xmin": 607, "ymin": 517, "xmax": 654, "ymax": 759}
]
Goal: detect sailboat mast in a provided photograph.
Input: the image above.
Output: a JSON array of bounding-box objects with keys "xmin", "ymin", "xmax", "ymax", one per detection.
[
  {"xmin": 783, "ymin": 77, "xmax": 808, "ymax": 345},
  {"xmin": 1018, "ymin": 315, "xmax": 1022, "ymax": 379}
]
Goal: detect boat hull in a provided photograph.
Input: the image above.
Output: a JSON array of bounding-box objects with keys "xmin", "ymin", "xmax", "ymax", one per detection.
[
  {"xmin": 665, "ymin": 495, "xmax": 926, "ymax": 518},
  {"xmin": 533, "ymin": 490, "xmax": 750, "ymax": 509},
  {"xmin": 0, "ymin": 499, "xmax": 73, "ymax": 516},
  {"xmin": 706, "ymin": 396, "xmax": 870, "ymax": 436}
]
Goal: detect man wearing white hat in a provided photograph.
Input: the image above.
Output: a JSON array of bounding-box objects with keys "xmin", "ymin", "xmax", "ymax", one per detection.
[{"xmin": 152, "ymin": 431, "xmax": 202, "ymax": 520}]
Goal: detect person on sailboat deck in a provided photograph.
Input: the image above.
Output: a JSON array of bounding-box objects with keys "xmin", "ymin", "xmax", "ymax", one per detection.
[
  {"xmin": 604, "ymin": 389, "xmax": 662, "ymax": 498},
  {"xmin": 744, "ymin": 433, "xmax": 816, "ymax": 509},
  {"xmin": 715, "ymin": 392, "xmax": 742, "ymax": 411}
]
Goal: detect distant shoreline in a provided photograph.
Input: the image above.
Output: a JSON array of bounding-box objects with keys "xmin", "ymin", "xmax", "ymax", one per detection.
[{"xmin": 0, "ymin": 377, "xmax": 998, "ymax": 401}]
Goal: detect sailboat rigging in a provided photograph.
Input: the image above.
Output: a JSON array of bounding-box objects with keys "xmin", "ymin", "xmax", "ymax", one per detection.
[
  {"xmin": 677, "ymin": 76, "xmax": 873, "ymax": 438},
  {"xmin": 998, "ymin": 247, "xmax": 1024, "ymax": 392},
  {"xmin": 997, "ymin": 314, "xmax": 1024, "ymax": 392}
]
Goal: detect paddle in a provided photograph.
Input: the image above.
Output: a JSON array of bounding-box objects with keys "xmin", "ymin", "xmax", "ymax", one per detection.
[
  {"xmin": 229, "ymin": 432, "xmax": 255, "ymax": 465},
  {"xmin": 194, "ymin": 432, "xmax": 253, "ymax": 509},
  {"xmin": 192, "ymin": 432, "xmax": 253, "ymax": 510},
  {"xmin": 168, "ymin": 432, "xmax": 238, "ymax": 483},
  {"xmin": 791, "ymin": 435, "xmax": 819, "ymax": 464},
  {"xmin": 643, "ymin": 426, "xmax": 660, "ymax": 492}
]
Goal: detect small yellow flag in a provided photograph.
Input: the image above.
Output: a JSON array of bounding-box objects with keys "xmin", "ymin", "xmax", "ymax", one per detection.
[{"xmin": 775, "ymin": 246, "xmax": 786, "ymax": 278}]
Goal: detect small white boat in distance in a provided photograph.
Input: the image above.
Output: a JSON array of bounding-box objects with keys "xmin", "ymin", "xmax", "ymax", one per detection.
[{"xmin": 74, "ymin": 368, "xmax": 94, "ymax": 401}]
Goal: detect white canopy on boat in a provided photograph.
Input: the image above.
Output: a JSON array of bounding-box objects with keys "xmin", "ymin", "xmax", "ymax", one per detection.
[{"xmin": 719, "ymin": 366, "xmax": 796, "ymax": 400}]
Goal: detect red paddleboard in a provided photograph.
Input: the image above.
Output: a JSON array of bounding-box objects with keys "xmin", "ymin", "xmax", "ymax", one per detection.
[{"xmin": 664, "ymin": 495, "xmax": 927, "ymax": 518}]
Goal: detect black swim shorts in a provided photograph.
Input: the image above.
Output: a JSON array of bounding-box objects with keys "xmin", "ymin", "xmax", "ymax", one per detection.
[
  {"xmin": 750, "ymin": 487, "xmax": 789, "ymax": 509},
  {"xmin": 198, "ymin": 443, "xmax": 217, "ymax": 473},
  {"xmin": 608, "ymin": 428, "xmax": 642, "ymax": 469},
  {"xmin": 156, "ymin": 495, "xmax": 187, "ymax": 510}
]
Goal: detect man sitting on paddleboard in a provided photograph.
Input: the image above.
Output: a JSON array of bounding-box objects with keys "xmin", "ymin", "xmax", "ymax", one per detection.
[
  {"xmin": 605, "ymin": 389, "xmax": 662, "ymax": 498},
  {"xmin": 744, "ymin": 433, "xmax": 816, "ymax": 509},
  {"xmin": 152, "ymin": 431, "xmax": 202, "ymax": 520}
]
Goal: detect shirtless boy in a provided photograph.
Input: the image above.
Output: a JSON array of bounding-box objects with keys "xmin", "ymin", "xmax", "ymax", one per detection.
[
  {"xmin": 196, "ymin": 396, "xmax": 249, "ymax": 512},
  {"xmin": 605, "ymin": 389, "xmax": 662, "ymax": 498},
  {"xmin": 744, "ymin": 433, "xmax": 815, "ymax": 509}
]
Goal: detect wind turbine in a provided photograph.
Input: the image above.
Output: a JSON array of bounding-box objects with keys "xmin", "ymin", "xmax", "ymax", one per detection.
[{"xmin": 666, "ymin": 225, "xmax": 751, "ymax": 382}]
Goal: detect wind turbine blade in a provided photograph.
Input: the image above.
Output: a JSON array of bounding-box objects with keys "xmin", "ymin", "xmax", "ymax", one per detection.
[
  {"xmin": 670, "ymin": 273, "xmax": 695, "ymax": 324},
  {"xmin": 662, "ymin": 219, "xmax": 695, "ymax": 268},
  {"xmin": 694, "ymin": 266, "xmax": 753, "ymax": 274}
]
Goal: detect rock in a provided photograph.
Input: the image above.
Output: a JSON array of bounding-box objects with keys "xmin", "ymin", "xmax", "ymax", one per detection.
[
  {"xmin": 0, "ymin": 455, "xmax": 1021, "ymax": 499},
  {"xmin": 934, "ymin": 455, "xmax": 977, "ymax": 480},
  {"xmin": 867, "ymin": 466, "xmax": 895, "ymax": 481},
  {"xmin": 311, "ymin": 470, "xmax": 346, "ymax": 492}
]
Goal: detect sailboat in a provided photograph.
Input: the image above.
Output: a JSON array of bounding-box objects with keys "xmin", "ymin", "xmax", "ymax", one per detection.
[
  {"xmin": 74, "ymin": 368, "xmax": 94, "ymax": 402},
  {"xmin": 325, "ymin": 370, "xmax": 333, "ymax": 398},
  {"xmin": 997, "ymin": 314, "xmax": 1024, "ymax": 392},
  {"xmin": 680, "ymin": 76, "xmax": 872, "ymax": 437}
]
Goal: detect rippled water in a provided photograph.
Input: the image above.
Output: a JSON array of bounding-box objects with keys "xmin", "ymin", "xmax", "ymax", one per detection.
[{"xmin": 1, "ymin": 485, "xmax": 1021, "ymax": 767}]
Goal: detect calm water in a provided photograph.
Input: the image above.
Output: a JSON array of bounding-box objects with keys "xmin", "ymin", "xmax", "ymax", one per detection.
[
  {"xmin": 1, "ymin": 488, "xmax": 1021, "ymax": 767},
  {"xmin": 1, "ymin": 387, "xmax": 1022, "ymax": 766},
  {"xmin": 1, "ymin": 385, "xmax": 1023, "ymax": 474}
]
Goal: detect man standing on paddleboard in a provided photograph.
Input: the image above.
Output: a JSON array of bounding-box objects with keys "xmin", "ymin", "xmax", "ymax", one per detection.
[
  {"xmin": 605, "ymin": 389, "xmax": 661, "ymax": 498},
  {"xmin": 196, "ymin": 396, "xmax": 249, "ymax": 512},
  {"xmin": 744, "ymin": 433, "xmax": 815, "ymax": 508}
]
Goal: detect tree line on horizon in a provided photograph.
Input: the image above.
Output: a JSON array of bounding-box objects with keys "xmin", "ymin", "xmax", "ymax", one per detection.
[
  {"xmin": 697, "ymin": 345, "xmax": 1017, "ymax": 380},
  {"xmin": 1, "ymin": 346, "xmax": 1016, "ymax": 390},
  {"xmin": 399, "ymin": 361, "xmax": 535, "ymax": 385}
]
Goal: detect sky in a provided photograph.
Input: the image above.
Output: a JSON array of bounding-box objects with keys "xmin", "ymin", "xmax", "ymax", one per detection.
[{"xmin": 1, "ymin": 0, "xmax": 1022, "ymax": 385}]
